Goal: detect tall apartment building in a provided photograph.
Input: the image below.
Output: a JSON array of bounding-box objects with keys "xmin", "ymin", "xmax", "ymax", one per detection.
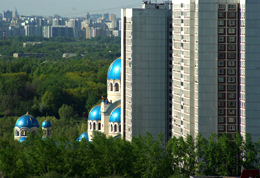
[
  {"xmin": 121, "ymin": 2, "xmax": 172, "ymax": 142},
  {"xmin": 171, "ymin": 0, "xmax": 260, "ymax": 142}
]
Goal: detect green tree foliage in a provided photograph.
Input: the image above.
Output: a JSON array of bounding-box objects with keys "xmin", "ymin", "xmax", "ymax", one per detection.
[{"xmin": 58, "ymin": 104, "xmax": 75, "ymax": 120}]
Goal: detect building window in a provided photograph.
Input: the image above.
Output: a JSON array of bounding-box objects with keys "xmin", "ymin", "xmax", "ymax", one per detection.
[
  {"xmin": 227, "ymin": 53, "xmax": 236, "ymax": 59},
  {"xmin": 228, "ymin": 77, "xmax": 236, "ymax": 83},
  {"xmin": 228, "ymin": 12, "xmax": 236, "ymax": 18},
  {"xmin": 21, "ymin": 130, "xmax": 27, "ymax": 136},
  {"xmin": 219, "ymin": 4, "xmax": 226, "ymax": 10},
  {"xmin": 218, "ymin": 12, "xmax": 226, "ymax": 18},
  {"xmin": 228, "ymin": 93, "xmax": 236, "ymax": 99},
  {"xmin": 228, "ymin": 85, "xmax": 236, "ymax": 91},
  {"xmin": 228, "ymin": 20, "xmax": 236, "ymax": 27},
  {"xmin": 218, "ymin": 85, "xmax": 225, "ymax": 91},
  {"xmin": 218, "ymin": 20, "xmax": 225, "ymax": 26},
  {"xmin": 218, "ymin": 125, "xmax": 225, "ymax": 131},
  {"xmin": 218, "ymin": 117, "xmax": 225, "ymax": 123},
  {"xmin": 119, "ymin": 124, "xmax": 121, "ymax": 132},
  {"xmin": 228, "ymin": 69, "xmax": 236, "ymax": 75},
  {"xmin": 218, "ymin": 53, "xmax": 225, "ymax": 59},
  {"xmin": 218, "ymin": 61, "xmax": 225, "ymax": 67},
  {"xmin": 228, "ymin": 101, "xmax": 236, "ymax": 107},
  {"xmin": 218, "ymin": 109, "xmax": 225, "ymax": 115},
  {"xmin": 228, "ymin": 4, "xmax": 236, "ymax": 10},
  {"xmin": 89, "ymin": 122, "xmax": 92, "ymax": 130},
  {"xmin": 98, "ymin": 123, "xmax": 101, "ymax": 130},
  {"xmin": 114, "ymin": 124, "xmax": 117, "ymax": 132},
  {"xmin": 110, "ymin": 83, "xmax": 113, "ymax": 91},
  {"xmin": 218, "ymin": 101, "xmax": 225, "ymax": 107},
  {"xmin": 218, "ymin": 36, "xmax": 225, "ymax": 43},
  {"xmin": 219, "ymin": 93, "xmax": 225, "ymax": 99},
  {"xmin": 228, "ymin": 61, "xmax": 236, "ymax": 67},
  {"xmin": 228, "ymin": 125, "xmax": 236, "ymax": 131},
  {"xmin": 228, "ymin": 28, "xmax": 236, "ymax": 34},
  {"xmin": 218, "ymin": 28, "xmax": 225, "ymax": 35},
  {"xmin": 227, "ymin": 44, "xmax": 236, "ymax": 51},
  {"xmin": 218, "ymin": 69, "xmax": 225, "ymax": 75},
  {"xmin": 218, "ymin": 77, "xmax": 225, "ymax": 83},
  {"xmin": 228, "ymin": 117, "xmax": 236, "ymax": 123},
  {"xmin": 115, "ymin": 83, "xmax": 119, "ymax": 91},
  {"xmin": 228, "ymin": 36, "xmax": 236, "ymax": 43},
  {"xmin": 228, "ymin": 109, "xmax": 236, "ymax": 115},
  {"xmin": 218, "ymin": 44, "xmax": 225, "ymax": 51}
]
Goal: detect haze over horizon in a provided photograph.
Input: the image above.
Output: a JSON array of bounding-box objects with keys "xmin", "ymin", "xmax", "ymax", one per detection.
[{"xmin": 1, "ymin": 0, "xmax": 166, "ymax": 18}]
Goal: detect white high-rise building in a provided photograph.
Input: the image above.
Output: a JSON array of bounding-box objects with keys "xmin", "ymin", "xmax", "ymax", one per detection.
[
  {"xmin": 121, "ymin": 2, "xmax": 173, "ymax": 142},
  {"xmin": 171, "ymin": 0, "xmax": 260, "ymax": 142}
]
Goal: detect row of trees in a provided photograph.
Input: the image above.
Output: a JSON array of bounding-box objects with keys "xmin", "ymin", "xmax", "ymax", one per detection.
[{"xmin": 0, "ymin": 131, "xmax": 259, "ymax": 178}]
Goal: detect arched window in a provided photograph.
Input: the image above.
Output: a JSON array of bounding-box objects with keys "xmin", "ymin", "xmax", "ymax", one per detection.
[
  {"xmin": 119, "ymin": 124, "xmax": 121, "ymax": 133},
  {"xmin": 114, "ymin": 124, "xmax": 117, "ymax": 132},
  {"xmin": 111, "ymin": 124, "xmax": 113, "ymax": 132},
  {"xmin": 21, "ymin": 130, "xmax": 27, "ymax": 136},
  {"xmin": 110, "ymin": 83, "xmax": 113, "ymax": 91},
  {"xmin": 98, "ymin": 123, "xmax": 101, "ymax": 130},
  {"xmin": 47, "ymin": 130, "xmax": 51, "ymax": 136},
  {"xmin": 15, "ymin": 130, "xmax": 19, "ymax": 136},
  {"xmin": 89, "ymin": 122, "xmax": 92, "ymax": 130},
  {"xmin": 93, "ymin": 122, "xmax": 96, "ymax": 130},
  {"xmin": 115, "ymin": 83, "xmax": 119, "ymax": 91}
]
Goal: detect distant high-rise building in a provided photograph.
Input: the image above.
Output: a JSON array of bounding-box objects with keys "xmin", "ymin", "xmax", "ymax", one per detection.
[
  {"xmin": 13, "ymin": 7, "xmax": 18, "ymax": 18},
  {"xmin": 3, "ymin": 10, "xmax": 12, "ymax": 22}
]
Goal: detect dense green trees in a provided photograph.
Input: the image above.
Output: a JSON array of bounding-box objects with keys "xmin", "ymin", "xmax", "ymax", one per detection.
[{"xmin": 0, "ymin": 129, "xmax": 260, "ymax": 178}]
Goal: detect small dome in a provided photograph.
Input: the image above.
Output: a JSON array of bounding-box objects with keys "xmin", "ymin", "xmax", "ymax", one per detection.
[
  {"xmin": 76, "ymin": 132, "xmax": 89, "ymax": 142},
  {"xmin": 15, "ymin": 113, "xmax": 39, "ymax": 129},
  {"xmin": 19, "ymin": 137, "xmax": 26, "ymax": 143},
  {"xmin": 88, "ymin": 106, "xmax": 101, "ymax": 121},
  {"xmin": 109, "ymin": 107, "xmax": 121, "ymax": 123},
  {"xmin": 42, "ymin": 120, "xmax": 52, "ymax": 128},
  {"xmin": 107, "ymin": 58, "xmax": 121, "ymax": 80}
]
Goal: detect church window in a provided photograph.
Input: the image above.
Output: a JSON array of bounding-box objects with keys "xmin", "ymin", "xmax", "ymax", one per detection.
[
  {"xmin": 115, "ymin": 83, "xmax": 119, "ymax": 91},
  {"xmin": 110, "ymin": 83, "xmax": 113, "ymax": 91},
  {"xmin": 114, "ymin": 124, "xmax": 117, "ymax": 132},
  {"xmin": 89, "ymin": 122, "xmax": 92, "ymax": 130},
  {"xmin": 15, "ymin": 130, "xmax": 19, "ymax": 136},
  {"xmin": 98, "ymin": 123, "xmax": 101, "ymax": 130},
  {"xmin": 21, "ymin": 130, "xmax": 27, "ymax": 136},
  {"xmin": 93, "ymin": 122, "xmax": 96, "ymax": 130},
  {"xmin": 119, "ymin": 124, "xmax": 121, "ymax": 132},
  {"xmin": 111, "ymin": 124, "xmax": 113, "ymax": 132}
]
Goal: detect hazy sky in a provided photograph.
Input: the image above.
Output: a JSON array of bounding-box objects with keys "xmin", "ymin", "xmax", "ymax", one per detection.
[{"xmin": 1, "ymin": 0, "xmax": 165, "ymax": 18}]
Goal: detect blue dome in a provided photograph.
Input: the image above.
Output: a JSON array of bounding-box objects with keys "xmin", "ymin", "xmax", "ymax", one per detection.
[
  {"xmin": 15, "ymin": 114, "xmax": 39, "ymax": 129},
  {"xmin": 19, "ymin": 137, "xmax": 26, "ymax": 143},
  {"xmin": 88, "ymin": 106, "xmax": 101, "ymax": 121},
  {"xmin": 107, "ymin": 58, "xmax": 121, "ymax": 80},
  {"xmin": 76, "ymin": 132, "xmax": 89, "ymax": 142},
  {"xmin": 42, "ymin": 120, "xmax": 52, "ymax": 128},
  {"xmin": 109, "ymin": 107, "xmax": 121, "ymax": 123}
]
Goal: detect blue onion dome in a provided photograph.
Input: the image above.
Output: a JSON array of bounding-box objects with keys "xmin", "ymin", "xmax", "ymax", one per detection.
[
  {"xmin": 42, "ymin": 120, "xmax": 52, "ymax": 128},
  {"xmin": 15, "ymin": 113, "xmax": 39, "ymax": 129},
  {"xmin": 88, "ymin": 106, "xmax": 101, "ymax": 121},
  {"xmin": 19, "ymin": 137, "xmax": 26, "ymax": 143},
  {"xmin": 76, "ymin": 132, "xmax": 89, "ymax": 142},
  {"xmin": 109, "ymin": 107, "xmax": 121, "ymax": 123},
  {"xmin": 107, "ymin": 58, "xmax": 121, "ymax": 80}
]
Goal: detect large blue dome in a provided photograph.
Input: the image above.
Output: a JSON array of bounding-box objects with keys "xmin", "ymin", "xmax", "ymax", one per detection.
[
  {"xmin": 77, "ymin": 132, "xmax": 89, "ymax": 142},
  {"xmin": 107, "ymin": 58, "xmax": 121, "ymax": 80},
  {"xmin": 109, "ymin": 107, "xmax": 121, "ymax": 123},
  {"xmin": 42, "ymin": 120, "xmax": 52, "ymax": 128},
  {"xmin": 15, "ymin": 114, "xmax": 39, "ymax": 129},
  {"xmin": 19, "ymin": 137, "xmax": 26, "ymax": 143},
  {"xmin": 88, "ymin": 106, "xmax": 101, "ymax": 121}
]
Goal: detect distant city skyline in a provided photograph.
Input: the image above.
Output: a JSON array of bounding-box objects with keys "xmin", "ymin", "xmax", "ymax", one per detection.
[{"xmin": 1, "ymin": 0, "xmax": 166, "ymax": 18}]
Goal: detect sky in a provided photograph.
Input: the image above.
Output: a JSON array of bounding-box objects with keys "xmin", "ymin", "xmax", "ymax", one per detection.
[{"xmin": 1, "ymin": 0, "xmax": 165, "ymax": 18}]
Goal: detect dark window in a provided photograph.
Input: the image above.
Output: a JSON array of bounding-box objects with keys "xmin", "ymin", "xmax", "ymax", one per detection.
[{"xmin": 115, "ymin": 83, "xmax": 119, "ymax": 91}]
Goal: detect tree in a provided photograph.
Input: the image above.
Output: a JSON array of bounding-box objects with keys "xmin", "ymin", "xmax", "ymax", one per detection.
[{"xmin": 58, "ymin": 104, "xmax": 75, "ymax": 120}]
